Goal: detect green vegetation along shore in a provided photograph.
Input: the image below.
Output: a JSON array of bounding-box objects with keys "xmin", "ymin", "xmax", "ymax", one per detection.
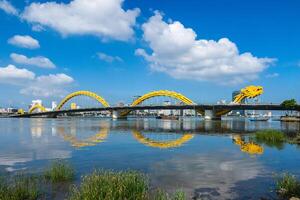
[
  {"xmin": 0, "ymin": 161, "xmax": 186, "ymax": 200},
  {"xmin": 252, "ymin": 129, "xmax": 300, "ymax": 149}
]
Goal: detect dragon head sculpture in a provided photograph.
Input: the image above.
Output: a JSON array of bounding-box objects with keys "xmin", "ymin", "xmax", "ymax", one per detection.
[
  {"xmin": 234, "ymin": 85, "xmax": 263, "ymax": 103},
  {"xmin": 241, "ymin": 85, "xmax": 263, "ymax": 98}
]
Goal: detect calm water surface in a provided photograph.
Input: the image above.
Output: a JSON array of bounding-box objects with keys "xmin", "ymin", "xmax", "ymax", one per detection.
[{"xmin": 0, "ymin": 118, "xmax": 299, "ymax": 199}]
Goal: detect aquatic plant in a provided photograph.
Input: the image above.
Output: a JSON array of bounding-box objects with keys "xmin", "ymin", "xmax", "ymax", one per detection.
[
  {"xmin": 0, "ymin": 174, "xmax": 40, "ymax": 200},
  {"xmin": 44, "ymin": 160, "xmax": 75, "ymax": 183},
  {"xmin": 69, "ymin": 170, "xmax": 186, "ymax": 200},
  {"xmin": 154, "ymin": 189, "xmax": 186, "ymax": 200},
  {"xmin": 276, "ymin": 173, "xmax": 300, "ymax": 199},
  {"xmin": 69, "ymin": 170, "xmax": 149, "ymax": 200},
  {"xmin": 253, "ymin": 129, "xmax": 286, "ymax": 149}
]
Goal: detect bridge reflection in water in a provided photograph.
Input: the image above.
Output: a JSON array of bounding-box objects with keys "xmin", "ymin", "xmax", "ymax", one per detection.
[{"xmin": 52, "ymin": 119, "xmax": 264, "ymax": 155}]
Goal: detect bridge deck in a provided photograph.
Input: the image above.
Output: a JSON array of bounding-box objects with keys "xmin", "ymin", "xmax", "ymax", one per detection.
[{"xmin": 10, "ymin": 104, "xmax": 300, "ymax": 118}]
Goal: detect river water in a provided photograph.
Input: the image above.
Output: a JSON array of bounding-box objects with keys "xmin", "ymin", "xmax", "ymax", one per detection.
[{"xmin": 0, "ymin": 117, "xmax": 299, "ymax": 199}]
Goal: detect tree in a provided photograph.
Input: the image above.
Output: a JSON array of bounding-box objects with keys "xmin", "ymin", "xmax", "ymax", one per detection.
[
  {"xmin": 281, "ymin": 99, "xmax": 298, "ymax": 116},
  {"xmin": 281, "ymin": 99, "xmax": 297, "ymax": 108}
]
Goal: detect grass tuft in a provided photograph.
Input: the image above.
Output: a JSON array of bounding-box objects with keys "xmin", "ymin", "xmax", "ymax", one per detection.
[
  {"xmin": 253, "ymin": 129, "xmax": 286, "ymax": 149},
  {"xmin": 44, "ymin": 160, "xmax": 75, "ymax": 183},
  {"xmin": 69, "ymin": 170, "xmax": 149, "ymax": 200},
  {"xmin": 0, "ymin": 174, "xmax": 40, "ymax": 200},
  {"xmin": 276, "ymin": 173, "xmax": 300, "ymax": 199},
  {"xmin": 153, "ymin": 189, "xmax": 186, "ymax": 200}
]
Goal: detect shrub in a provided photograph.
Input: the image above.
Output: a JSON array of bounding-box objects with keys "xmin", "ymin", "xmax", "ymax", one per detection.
[{"xmin": 276, "ymin": 173, "xmax": 300, "ymax": 199}]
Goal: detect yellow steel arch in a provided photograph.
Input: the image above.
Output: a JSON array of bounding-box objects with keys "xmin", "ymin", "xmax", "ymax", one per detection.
[
  {"xmin": 132, "ymin": 130, "xmax": 194, "ymax": 149},
  {"xmin": 122, "ymin": 90, "xmax": 201, "ymax": 116},
  {"xmin": 29, "ymin": 104, "xmax": 46, "ymax": 114},
  {"xmin": 56, "ymin": 90, "xmax": 110, "ymax": 110},
  {"xmin": 131, "ymin": 90, "xmax": 195, "ymax": 106}
]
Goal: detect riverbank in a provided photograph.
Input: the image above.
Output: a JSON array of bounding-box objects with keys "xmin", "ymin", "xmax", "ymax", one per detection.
[
  {"xmin": 1, "ymin": 160, "xmax": 300, "ymax": 200},
  {"xmin": 0, "ymin": 161, "xmax": 186, "ymax": 200}
]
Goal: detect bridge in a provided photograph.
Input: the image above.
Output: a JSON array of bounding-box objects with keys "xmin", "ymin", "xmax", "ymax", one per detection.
[
  {"xmin": 11, "ymin": 85, "xmax": 300, "ymax": 120},
  {"xmin": 11, "ymin": 104, "xmax": 300, "ymax": 118}
]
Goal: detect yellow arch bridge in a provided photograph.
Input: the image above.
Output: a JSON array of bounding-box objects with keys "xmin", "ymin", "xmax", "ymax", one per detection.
[{"xmin": 17, "ymin": 85, "xmax": 298, "ymax": 119}]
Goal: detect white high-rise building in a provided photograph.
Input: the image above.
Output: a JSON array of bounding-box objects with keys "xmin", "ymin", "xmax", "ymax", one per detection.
[
  {"xmin": 31, "ymin": 99, "xmax": 42, "ymax": 107},
  {"xmin": 51, "ymin": 101, "xmax": 57, "ymax": 110}
]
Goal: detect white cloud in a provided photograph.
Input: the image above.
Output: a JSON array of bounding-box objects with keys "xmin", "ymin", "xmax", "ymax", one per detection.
[
  {"xmin": 0, "ymin": 64, "xmax": 73, "ymax": 97},
  {"xmin": 10, "ymin": 53, "xmax": 56, "ymax": 69},
  {"xmin": 97, "ymin": 52, "xmax": 123, "ymax": 63},
  {"xmin": 8, "ymin": 35, "xmax": 40, "ymax": 49},
  {"xmin": 0, "ymin": 64, "xmax": 35, "ymax": 84},
  {"xmin": 266, "ymin": 73, "xmax": 279, "ymax": 78},
  {"xmin": 20, "ymin": 73, "xmax": 74, "ymax": 97},
  {"xmin": 136, "ymin": 12, "xmax": 275, "ymax": 85},
  {"xmin": 0, "ymin": 0, "xmax": 18, "ymax": 15},
  {"xmin": 21, "ymin": 0, "xmax": 140, "ymax": 41}
]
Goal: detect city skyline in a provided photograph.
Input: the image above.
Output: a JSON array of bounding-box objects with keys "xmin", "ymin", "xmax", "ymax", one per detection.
[{"xmin": 1, "ymin": 0, "xmax": 300, "ymax": 108}]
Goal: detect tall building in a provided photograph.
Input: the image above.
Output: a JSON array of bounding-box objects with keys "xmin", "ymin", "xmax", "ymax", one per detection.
[
  {"xmin": 51, "ymin": 101, "xmax": 57, "ymax": 110},
  {"xmin": 31, "ymin": 99, "xmax": 42, "ymax": 106},
  {"xmin": 232, "ymin": 91, "xmax": 245, "ymax": 116}
]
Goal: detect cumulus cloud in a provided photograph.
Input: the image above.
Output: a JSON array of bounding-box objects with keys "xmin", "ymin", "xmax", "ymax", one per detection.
[
  {"xmin": 8, "ymin": 35, "xmax": 40, "ymax": 49},
  {"xmin": 265, "ymin": 73, "xmax": 279, "ymax": 78},
  {"xmin": 136, "ymin": 12, "xmax": 275, "ymax": 85},
  {"xmin": 21, "ymin": 0, "xmax": 140, "ymax": 41},
  {"xmin": 0, "ymin": 64, "xmax": 35, "ymax": 84},
  {"xmin": 10, "ymin": 53, "xmax": 56, "ymax": 69},
  {"xmin": 20, "ymin": 73, "xmax": 74, "ymax": 97},
  {"xmin": 0, "ymin": 0, "xmax": 18, "ymax": 15},
  {"xmin": 97, "ymin": 52, "xmax": 123, "ymax": 63},
  {"xmin": 0, "ymin": 64, "xmax": 73, "ymax": 97}
]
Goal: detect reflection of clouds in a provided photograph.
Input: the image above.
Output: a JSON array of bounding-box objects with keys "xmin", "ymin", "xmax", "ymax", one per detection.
[
  {"xmin": 0, "ymin": 118, "xmax": 72, "ymax": 172},
  {"xmin": 149, "ymin": 153, "xmax": 264, "ymax": 199}
]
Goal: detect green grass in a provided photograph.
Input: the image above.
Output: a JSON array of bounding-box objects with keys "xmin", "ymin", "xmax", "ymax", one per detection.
[
  {"xmin": 153, "ymin": 189, "xmax": 186, "ymax": 200},
  {"xmin": 0, "ymin": 175, "xmax": 40, "ymax": 200},
  {"xmin": 69, "ymin": 170, "xmax": 149, "ymax": 200},
  {"xmin": 44, "ymin": 160, "xmax": 75, "ymax": 183},
  {"xmin": 276, "ymin": 173, "xmax": 300, "ymax": 199},
  {"xmin": 68, "ymin": 170, "xmax": 187, "ymax": 200},
  {"xmin": 253, "ymin": 129, "xmax": 286, "ymax": 149}
]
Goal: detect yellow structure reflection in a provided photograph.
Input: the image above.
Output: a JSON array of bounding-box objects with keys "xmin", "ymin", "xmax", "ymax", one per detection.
[
  {"xmin": 57, "ymin": 127, "xmax": 109, "ymax": 148},
  {"xmin": 132, "ymin": 130, "xmax": 194, "ymax": 149},
  {"xmin": 233, "ymin": 135, "xmax": 264, "ymax": 155}
]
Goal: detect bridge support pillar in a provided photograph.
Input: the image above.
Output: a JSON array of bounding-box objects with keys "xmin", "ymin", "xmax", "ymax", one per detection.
[
  {"xmin": 204, "ymin": 110, "xmax": 221, "ymax": 120},
  {"xmin": 112, "ymin": 110, "xmax": 127, "ymax": 119}
]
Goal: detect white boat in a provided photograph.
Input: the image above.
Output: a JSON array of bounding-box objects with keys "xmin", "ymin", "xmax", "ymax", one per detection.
[
  {"xmin": 248, "ymin": 111, "xmax": 270, "ymax": 121},
  {"xmin": 249, "ymin": 115, "xmax": 270, "ymax": 121}
]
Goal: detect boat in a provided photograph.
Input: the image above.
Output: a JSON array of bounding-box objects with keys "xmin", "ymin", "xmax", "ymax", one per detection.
[
  {"xmin": 156, "ymin": 115, "xmax": 179, "ymax": 120},
  {"xmin": 248, "ymin": 109, "xmax": 270, "ymax": 121},
  {"xmin": 248, "ymin": 116, "xmax": 270, "ymax": 121}
]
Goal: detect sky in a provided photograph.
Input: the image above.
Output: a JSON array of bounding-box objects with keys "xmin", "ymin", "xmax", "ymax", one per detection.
[{"xmin": 0, "ymin": 0, "xmax": 299, "ymax": 108}]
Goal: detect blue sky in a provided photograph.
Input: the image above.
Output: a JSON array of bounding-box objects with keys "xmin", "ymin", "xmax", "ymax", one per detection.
[{"xmin": 0, "ymin": 0, "xmax": 299, "ymax": 108}]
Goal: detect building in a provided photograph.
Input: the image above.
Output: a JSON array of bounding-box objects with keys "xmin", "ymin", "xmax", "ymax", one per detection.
[
  {"xmin": 232, "ymin": 91, "xmax": 245, "ymax": 116},
  {"xmin": 51, "ymin": 101, "xmax": 57, "ymax": 110},
  {"xmin": 31, "ymin": 99, "xmax": 43, "ymax": 107}
]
